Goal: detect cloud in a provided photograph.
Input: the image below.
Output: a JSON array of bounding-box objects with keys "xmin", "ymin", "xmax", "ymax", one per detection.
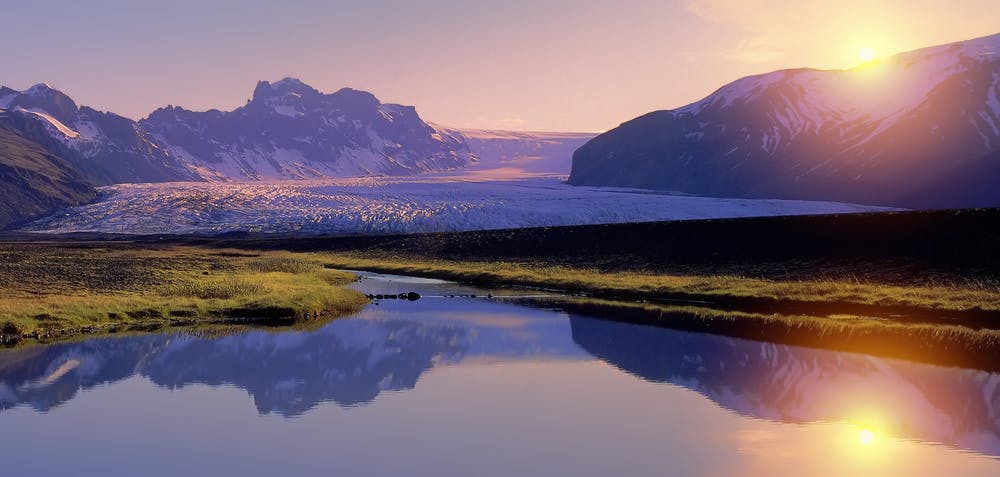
[
  {"xmin": 729, "ymin": 38, "xmax": 787, "ymax": 63},
  {"xmin": 682, "ymin": 0, "xmax": 722, "ymax": 23},
  {"xmin": 683, "ymin": 0, "xmax": 819, "ymax": 30},
  {"xmin": 685, "ymin": 36, "xmax": 787, "ymax": 65},
  {"xmin": 681, "ymin": 0, "xmax": 876, "ymax": 68},
  {"xmin": 681, "ymin": 1, "xmax": 797, "ymax": 65}
]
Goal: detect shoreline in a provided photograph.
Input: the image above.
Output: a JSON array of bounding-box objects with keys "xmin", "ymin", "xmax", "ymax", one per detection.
[
  {"xmin": 2, "ymin": 209, "xmax": 998, "ymax": 368},
  {"xmin": 0, "ymin": 245, "xmax": 369, "ymax": 347},
  {"xmin": 327, "ymin": 259, "xmax": 1000, "ymax": 370}
]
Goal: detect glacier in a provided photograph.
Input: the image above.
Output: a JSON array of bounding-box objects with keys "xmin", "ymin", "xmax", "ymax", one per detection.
[{"xmin": 22, "ymin": 175, "xmax": 893, "ymax": 235}]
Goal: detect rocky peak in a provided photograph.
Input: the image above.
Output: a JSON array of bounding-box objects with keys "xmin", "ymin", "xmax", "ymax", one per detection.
[
  {"xmin": 4, "ymin": 83, "xmax": 79, "ymax": 125},
  {"xmin": 251, "ymin": 77, "xmax": 321, "ymax": 104}
]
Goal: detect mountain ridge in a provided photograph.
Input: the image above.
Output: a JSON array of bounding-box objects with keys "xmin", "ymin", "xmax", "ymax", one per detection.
[
  {"xmin": 569, "ymin": 32, "xmax": 1000, "ymax": 208},
  {"xmin": 1, "ymin": 78, "xmax": 596, "ymax": 186}
]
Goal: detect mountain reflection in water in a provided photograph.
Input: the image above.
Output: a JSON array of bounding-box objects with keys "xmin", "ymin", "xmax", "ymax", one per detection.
[
  {"xmin": 570, "ymin": 316, "xmax": 1000, "ymax": 456},
  {"xmin": 0, "ymin": 272, "xmax": 997, "ymax": 459}
]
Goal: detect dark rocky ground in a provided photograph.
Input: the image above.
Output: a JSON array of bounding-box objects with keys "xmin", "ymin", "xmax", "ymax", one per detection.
[{"xmin": 145, "ymin": 208, "xmax": 1000, "ymax": 287}]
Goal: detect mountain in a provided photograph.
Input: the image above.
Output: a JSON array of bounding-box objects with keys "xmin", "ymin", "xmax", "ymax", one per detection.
[
  {"xmin": 1, "ymin": 79, "xmax": 478, "ymax": 183},
  {"xmin": 2, "ymin": 79, "xmax": 595, "ymax": 187},
  {"xmin": 569, "ymin": 33, "xmax": 1000, "ymax": 208},
  {"xmin": 0, "ymin": 83, "xmax": 197, "ymax": 185},
  {"xmin": 0, "ymin": 113, "xmax": 96, "ymax": 229},
  {"xmin": 0, "ymin": 79, "xmax": 595, "ymax": 229},
  {"xmin": 140, "ymin": 78, "xmax": 476, "ymax": 180}
]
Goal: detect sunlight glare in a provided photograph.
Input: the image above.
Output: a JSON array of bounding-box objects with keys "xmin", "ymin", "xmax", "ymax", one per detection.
[
  {"xmin": 859, "ymin": 47, "xmax": 876, "ymax": 63},
  {"xmin": 859, "ymin": 428, "xmax": 876, "ymax": 446}
]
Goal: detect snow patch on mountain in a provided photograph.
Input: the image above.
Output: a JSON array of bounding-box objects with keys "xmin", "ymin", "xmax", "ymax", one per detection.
[
  {"xmin": 681, "ymin": 33, "xmax": 1000, "ymax": 128},
  {"xmin": 271, "ymin": 104, "xmax": 300, "ymax": 117},
  {"xmin": 13, "ymin": 107, "xmax": 79, "ymax": 138}
]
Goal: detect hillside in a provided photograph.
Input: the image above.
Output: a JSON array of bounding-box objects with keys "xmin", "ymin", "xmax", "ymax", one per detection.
[
  {"xmin": 0, "ymin": 123, "xmax": 96, "ymax": 229},
  {"xmin": 569, "ymin": 33, "xmax": 1000, "ymax": 208},
  {"xmin": 0, "ymin": 83, "xmax": 197, "ymax": 184}
]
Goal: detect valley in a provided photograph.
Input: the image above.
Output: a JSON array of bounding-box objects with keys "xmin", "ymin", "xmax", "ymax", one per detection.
[
  {"xmin": 3, "ymin": 208, "xmax": 999, "ymax": 370},
  {"xmin": 4, "ymin": 4, "xmax": 1000, "ymax": 476}
]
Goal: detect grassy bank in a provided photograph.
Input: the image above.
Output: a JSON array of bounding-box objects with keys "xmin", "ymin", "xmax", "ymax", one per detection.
[
  {"xmin": 317, "ymin": 253, "xmax": 1000, "ymax": 368},
  {"xmin": 0, "ymin": 244, "xmax": 369, "ymax": 345},
  {"xmin": 2, "ymin": 208, "xmax": 998, "ymax": 365},
  {"xmin": 318, "ymin": 253, "xmax": 1000, "ymax": 317},
  {"xmin": 533, "ymin": 297, "xmax": 1000, "ymax": 370}
]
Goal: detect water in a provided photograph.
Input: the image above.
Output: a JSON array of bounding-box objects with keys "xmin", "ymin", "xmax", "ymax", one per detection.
[{"xmin": 0, "ymin": 272, "xmax": 997, "ymax": 476}]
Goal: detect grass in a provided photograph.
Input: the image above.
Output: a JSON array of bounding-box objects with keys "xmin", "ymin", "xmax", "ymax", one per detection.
[
  {"xmin": 314, "ymin": 252, "xmax": 1000, "ymax": 367},
  {"xmin": 309, "ymin": 249, "xmax": 1000, "ymax": 367},
  {"xmin": 162, "ymin": 275, "xmax": 268, "ymax": 299},
  {"xmin": 319, "ymin": 253, "xmax": 1000, "ymax": 313},
  {"xmin": 246, "ymin": 256, "xmax": 319, "ymax": 274},
  {"xmin": 0, "ymin": 244, "xmax": 369, "ymax": 344},
  {"xmin": 527, "ymin": 296, "xmax": 1000, "ymax": 369},
  {"xmin": 3, "ymin": 237, "xmax": 999, "ymax": 368}
]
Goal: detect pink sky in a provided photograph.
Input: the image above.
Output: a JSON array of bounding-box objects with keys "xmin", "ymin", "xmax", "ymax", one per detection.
[{"xmin": 1, "ymin": 0, "xmax": 998, "ymax": 132}]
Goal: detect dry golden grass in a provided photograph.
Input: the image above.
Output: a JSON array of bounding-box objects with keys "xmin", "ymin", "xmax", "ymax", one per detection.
[
  {"xmin": 317, "ymin": 250, "xmax": 1000, "ymax": 366},
  {"xmin": 0, "ymin": 245, "xmax": 368, "ymax": 342},
  {"xmin": 320, "ymin": 253, "xmax": 1000, "ymax": 312}
]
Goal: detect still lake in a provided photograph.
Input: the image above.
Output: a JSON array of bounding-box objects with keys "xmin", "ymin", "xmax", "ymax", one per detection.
[{"xmin": 1, "ymin": 272, "xmax": 998, "ymax": 476}]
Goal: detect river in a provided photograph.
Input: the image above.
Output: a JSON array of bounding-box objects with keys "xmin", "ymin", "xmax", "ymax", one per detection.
[{"xmin": 0, "ymin": 272, "xmax": 997, "ymax": 476}]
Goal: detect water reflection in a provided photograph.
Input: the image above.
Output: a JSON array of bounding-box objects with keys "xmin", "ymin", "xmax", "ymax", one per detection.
[
  {"xmin": 1, "ymin": 320, "xmax": 475, "ymax": 416},
  {"xmin": 0, "ymin": 272, "xmax": 998, "ymax": 461},
  {"xmin": 570, "ymin": 315, "xmax": 1000, "ymax": 456},
  {"xmin": 0, "ymin": 280, "xmax": 584, "ymax": 416}
]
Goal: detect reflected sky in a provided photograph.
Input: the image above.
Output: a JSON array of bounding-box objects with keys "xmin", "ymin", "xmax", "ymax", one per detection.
[{"xmin": 0, "ymin": 272, "xmax": 997, "ymax": 476}]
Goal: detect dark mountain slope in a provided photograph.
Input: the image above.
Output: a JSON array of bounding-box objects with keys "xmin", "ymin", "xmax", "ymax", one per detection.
[
  {"xmin": 0, "ymin": 123, "xmax": 96, "ymax": 229},
  {"xmin": 570, "ymin": 33, "xmax": 1000, "ymax": 208}
]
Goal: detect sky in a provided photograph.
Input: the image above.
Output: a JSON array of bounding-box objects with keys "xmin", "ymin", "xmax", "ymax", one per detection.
[{"xmin": 1, "ymin": 0, "xmax": 998, "ymax": 132}]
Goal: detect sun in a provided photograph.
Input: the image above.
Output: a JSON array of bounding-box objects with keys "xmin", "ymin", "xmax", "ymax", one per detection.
[
  {"xmin": 858, "ymin": 428, "xmax": 876, "ymax": 445},
  {"xmin": 859, "ymin": 47, "xmax": 876, "ymax": 63}
]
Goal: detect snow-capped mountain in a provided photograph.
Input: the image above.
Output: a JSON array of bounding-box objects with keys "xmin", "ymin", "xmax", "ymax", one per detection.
[
  {"xmin": 0, "ymin": 78, "xmax": 595, "ymax": 230},
  {"xmin": 140, "ymin": 78, "xmax": 476, "ymax": 180},
  {"xmin": 1, "ymin": 78, "xmax": 594, "ymax": 186},
  {"xmin": 0, "ymin": 83, "xmax": 197, "ymax": 184},
  {"xmin": 569, "ymin": 33, "xmax": 1000, "ymax": 208}
]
